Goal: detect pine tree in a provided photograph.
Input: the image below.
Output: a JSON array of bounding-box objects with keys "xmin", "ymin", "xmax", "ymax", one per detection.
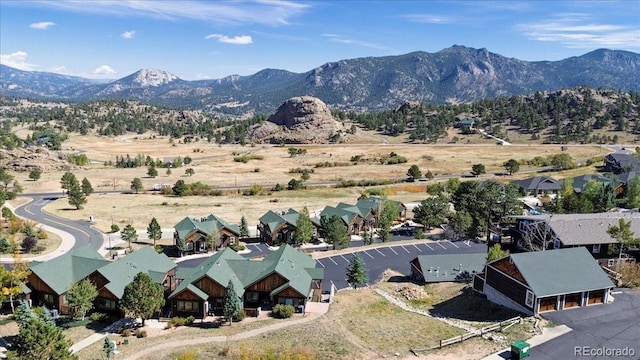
[
  {"xmin": 67, "ymin": 181, "xmax": 87, "ymax": 210},
  {"xmin": 222, "ymin": 280, "xmax": 242, "ymax": 325},
  {"xmin": 120, "ymin": 272, "xmax": 164, "ymax": 326},
  {"xmin": 320, "ymin": 215, "xmax": 350, "ymax": 250},
  {"xmin": 239, "ymin": 216, "xmax": 249, "ymax": 238},
  {"xmin": 292, "ymin": 207, "xmax": 314, "ymax": 246},
  {"xmin": 60, "ymin": 172, "xmax": 77, "ymax": 195},
  {"xmin": 130, "ymin": 177, "xmax": 143, "ymax": 193},
  {"xmin": 147, "ymin": 217, "xmax": 162, "ymax": 246},
  {"xmin": 66, "ymin": 279, "xmax": 98, "ymax": 320},
  {"xmin": 120, "ymin": 224, "xmax": 138, "ymax": 249},
  {"xmin": 81, "ymin": 177, "xmax": 93, "ymax": 195},
  {"xmin": 147, "ymin": 163, "xmax": 158, "ymax": 178},
  {"xmin": 346, "ymin": 254, "xmax": 368, "ymax": 289}
]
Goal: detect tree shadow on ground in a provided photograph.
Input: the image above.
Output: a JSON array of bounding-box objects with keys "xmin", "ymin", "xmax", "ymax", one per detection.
[{"xmin": 430, "ymin": 288, "xmax": 524, "ymax": 322}]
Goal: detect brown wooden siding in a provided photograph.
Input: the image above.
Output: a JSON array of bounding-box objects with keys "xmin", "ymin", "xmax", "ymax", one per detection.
[
  {"xmin": 88, "ymin": 272, "xmax": 110, "ymax": 290},
  {"xmin": 274, "ymin": 286, "xmax": 305, "ymax": 298},
  {"xmin": 171, "ymin": 289, "xmax": 205, "ymax": 301},
  {"xmin": 491, "ymin": 259, "xmax": 527, "ymax": 285},
  {"xmin": 194, "ymin": 277, "xmax": 225, "ymax": 298},
  {"xmin": 247, "ymin": 272, "xmax": 287, "ymax": 292},
  {"xmin": 473, "ymin": 274, "xmax": 485, "ymax": 293},
  {"xmin": 97, "ymin": 287, "xmax": 118, "ymax": 300},
  {"xmin": 485, "ymin": 266, "xmax": 529, "ymax": 308},
  {"xmin": 27, "ymin": 273, "xmax": 57, "ymax": 294}
]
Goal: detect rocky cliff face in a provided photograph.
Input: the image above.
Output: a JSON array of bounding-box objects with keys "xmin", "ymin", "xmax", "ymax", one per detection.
[{"xmin": 247, "ymin": 96, "xmax": 348, "ymax": 144}]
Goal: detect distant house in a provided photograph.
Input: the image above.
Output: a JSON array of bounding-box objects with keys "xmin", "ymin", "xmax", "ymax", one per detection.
[
  {"xmin": 94, "ymin": 246, "xmax": 177, "ymax": 314},
  {"xmin": 604, "ymin": 153, "xmax": 640, "ymax": 174},
  {"xmin": 27, "ymin": 246, "xmax": 109, "ymax": 314},
  {"xmin": 257, "ymin": 209, "xmax": 320, "ymax": 245},
  {"xmin": 169, "ymin": 245, "xmax": 323, "ymax": 319},
  {"xmin": 473, "ymin": 247, "xmax": 614, "ymax": 315},
  {"xmin": 511, "ymin": 212, "xmax": 640, "ymax": 266},
  {"xmin": 616, "ymin": 169, "xmax": 639, "ymax": 189},
  {"xmin": 571, "ymin": 174, "xmax": 623, "ymax": 196},
  {"xmin": 320, "ymin": 206, "xmax": 366, "ymax": 235},
  {"xmin": 454, "ymin": 118, "xmax": 475, "ymax": 133},
  {"xmin": 174, "ymin": 214, "xmax": 240, "ymax": 253},
  {"xmin": 511, "ymin": 176, "xmax": 561, "ymax": 196},
  {"xmin": 409, "ymin": 253, "xmax": 486, "ymax": 283},
  {"xmin": 355, "ymin": 197, "xmax": 407, "ymax": 222}
]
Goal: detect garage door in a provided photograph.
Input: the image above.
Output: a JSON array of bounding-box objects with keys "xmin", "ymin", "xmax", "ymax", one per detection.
[
  {"xmin": 588, "ymin": 290, "xmax": 605, "ymax": 305},
  {"xmin": 564, "ymin": 293, "xmax": 581, "ymax": 309},
  {"xmin": 539, "ymin": 297, "xmax": 557, "ymax": 312}
]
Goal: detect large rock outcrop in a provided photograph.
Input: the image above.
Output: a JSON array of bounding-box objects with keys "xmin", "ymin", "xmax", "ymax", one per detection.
[{"xmin": 247, "ymin": 96, "xmax": 349, "ymax": 144}]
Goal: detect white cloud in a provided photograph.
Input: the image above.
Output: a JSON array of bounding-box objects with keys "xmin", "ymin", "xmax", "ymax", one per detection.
[
  {"xmin": 322, "ymin": 34, "xmax": 391, "ymax": 51},
  {"xmin": 0, "ymin": 51, "xmax": 38, "ymax": 71},
  {"xmin": 29, "ymin": 21, "xmax": 55, "ymax": 30},
  {"xmin": 121, "ymin": 30, "xmax": 136, "ymax": 39},
  {"xmin": 403, "ymin": 14, "xmax": 456, "ymax": 24},
  {"xmin": 93, "ymin": 65, "xmax": 116, "ymax": 75},
  {"xmin": 25, "ymin": 0, "xmax": 309, "ymax": 26},
  {"xmin": 205, "ymin": 34, "xmax": 253, "ymax": 45},
  {"xmin": 518, "ymin": 16, "xmax": 640, "ymax": 49}
]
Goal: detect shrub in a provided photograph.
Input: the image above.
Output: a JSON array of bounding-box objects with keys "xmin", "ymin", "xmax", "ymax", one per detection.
[
  {"xmin": 0, "ymin": 238, "xmax": 13, "ymax": 253},
  {"xmin": 170, "ymin": 317, "xmax": 186, "ymax": 327},
  {"xmin": 414, "ymin": 229, "xmax": 424, "ymax": 240},
  {"xmin": 154, "ymin": 245, "xmax": 164, "ymax": 253},
  {"xmin": 165, "ymin": 322, "xmax": 173, "ymax": 329},
  {"xmin": 21, "ymin": 236, "xmax": 37, "ymax": 253},
  {"xmin": 89, "ymin": 312, "xmax": 107, "ymax": 322},
  {"xmin": 272, "ymin": 304, "xmax": 295, "ymax": 319},
  {"xmin": 1, "ymin": 207, "xmax": 14, "ymax": 219},
  {"xmin": 176, "ymin": 350, "xmax": 199, "ymax": 360},
  {"xmin": 36, "ymin": 228, "xmax": 48, "ymax": 239},
  {"xmin": 185, "ymin": 315, "xmax": 195, "ymax": 325},
  {"xmin": 135, "ymin": 329, "xmax": 147, "ymax": 338},
  {"xmin": 273, "ymin": 183, "xmax": 284, "ymax": 192},
  {"xmin": 121, "ymin": 329, "xmax": 132, "ymax": 337},
  {"xmin": 234, "ymin": 310, "xmax": 246, "ymax": 322},
  {"xmin": 230, "ymin": 243, "xmax": 246, "ymax": 252}
]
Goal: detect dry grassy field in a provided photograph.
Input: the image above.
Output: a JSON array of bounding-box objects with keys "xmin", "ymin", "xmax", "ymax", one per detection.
[{"xmin": 10, "ymin": 132, "xmax": 608, "ymax": 232}]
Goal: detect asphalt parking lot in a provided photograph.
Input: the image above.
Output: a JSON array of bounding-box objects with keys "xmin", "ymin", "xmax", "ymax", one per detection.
[
  {"xmin": 530, "ymin": 288, "xmax": 640, "ymax": 360},
  {"xmin": 317, "ymin": 239, "xmax": 487, "ymax": 292}
]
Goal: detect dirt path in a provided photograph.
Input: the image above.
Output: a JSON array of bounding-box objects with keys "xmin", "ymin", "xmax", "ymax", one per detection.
[{"xmin": 121, "ymin": 313, "xmax": 322, "ymax": 360}]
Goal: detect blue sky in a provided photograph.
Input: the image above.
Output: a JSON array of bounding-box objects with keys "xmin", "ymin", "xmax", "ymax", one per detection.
[{"xmin": 1, "ymin": 0, "xmax": 639, "ymax": 80}]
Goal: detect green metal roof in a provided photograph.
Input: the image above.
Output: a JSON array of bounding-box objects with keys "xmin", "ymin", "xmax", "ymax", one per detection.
[
  {"xmin": 505, "ymin": 247, "xmax": 614, "ymax": 297},
  {"xmin": 320, "ymin": 206, "xmax": 361, "ymax": 225},
  {"xmin": 174, "ymin": 214, "xmax": 240, "ymax": 241},
  {"xmin": 413, "ymin": 253, "xmax": 486, "ymax": 283},
  {"xmin": 259, "ymin": 210, "xmax": 288, "ymax": 233},
  {"xmin": 29, "ymin": 245, "xmax": 109, "ymax": 295},
  {"xmin": 170, "ymin": 245, "xmax": 323, "ymax": 301},
  {"xmin": 98, "ymin": 246, "xmax": 176, "ymax": 299}
]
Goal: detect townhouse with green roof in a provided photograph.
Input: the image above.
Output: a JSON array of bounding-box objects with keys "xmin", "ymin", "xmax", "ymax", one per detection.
[
  {"xmin": 174, "ymin": 214, "xmax": 240, "ymax": 254},
  {"xmin": 27, "ymin": 245, "xmax": 177, "ymax": 316},
  {"xmin": 93, "ymin": 246, "xmax": 177, "ymax": 314},
  {"xmin": 27, "ymin": 245, "xmax": 110, "ymax": 314},
  {"xmin": 257, "ymin": 209, "xmax": 321, "ymax": 245},
  {"xmin": 169, "ymin": 245, "xmax": 323, "ymax": 319}
]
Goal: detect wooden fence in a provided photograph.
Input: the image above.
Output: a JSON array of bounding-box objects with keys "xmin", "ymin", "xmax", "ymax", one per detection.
[{"xmin": 410, "ymin": 316, "xmax": 521, "ymax": 355}]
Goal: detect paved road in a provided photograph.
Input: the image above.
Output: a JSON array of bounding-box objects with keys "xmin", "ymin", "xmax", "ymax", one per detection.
[
  {"xmin": 531, "ymin": 288, "xmax": 640, "ymax": 360},
  {"xmin": 13, "ymin": 195, "xmax": 104, "ymax": 251}
]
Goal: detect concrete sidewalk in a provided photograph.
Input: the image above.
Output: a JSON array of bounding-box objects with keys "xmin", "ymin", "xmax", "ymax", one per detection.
[{"xmin": 481, "ymin": 325, "xmax": 572, "ymax": 359}]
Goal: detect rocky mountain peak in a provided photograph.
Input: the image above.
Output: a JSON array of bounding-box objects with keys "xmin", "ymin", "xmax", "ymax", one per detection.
[
  {"xmin": 130, "ymin": 69, "xmax": 178, "ymax": 87},
  {"xmin": 247, "ymin": 96, "xmax": 348, "ymax": 144}
]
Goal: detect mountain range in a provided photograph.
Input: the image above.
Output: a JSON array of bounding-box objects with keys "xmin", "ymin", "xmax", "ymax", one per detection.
[{"xmin": 1, "ymin": 45, "xmax": 639, "ymax": 115}]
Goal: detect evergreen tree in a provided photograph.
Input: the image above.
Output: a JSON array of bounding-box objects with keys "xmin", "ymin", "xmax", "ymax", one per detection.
[
  {"xmin": 66, "ymin": 279, "xmax": 98, "ymax": 320},
  {"xmin": 120, "ymin": 272, "xmax": 164, "ymax": 326},
  {"xmin": 28, "ymin": 169, "xmax": 41, "ymax": 182},
  {"xmin": 486, "ymin": 243, "xmax": 509, "ymax": 263},
  {"xmin": 222, "ymin": 280, "xmax": 242, "ymax": 325},
  {"xmin": 607, "ymin": 219, "xmax": 640, "ymax": 260},
  {"xmin": 147, "ymin": 163, "xmax": 158, "ymax": 178},
  {"xmin": 346, "ymin": 253, "xmax": 368, "ymax": 289},
  {"xmin": 406, "ymin": 164, "xmax": 422, "ymax": 182},
  {"xmin": 147, "ymin": 217, "xmax": 162, "ymax": 246},
  {"xmin": 130, "ymin": 177, "xmax": 143, "ymax": 193},
  {"xmin": 67, "ymin": 181, "xmax": 87, "ymax": 210},
  {"xmin": 292, "ymin": 207, "xmax": 314, "ymax": 246},
  {"xmin": 173, "ymin": 179, "xmax": 188, "ymax": 196},
  {"xmin": 503, "ymin": 159, "xmax": 520, "ymax": 175},
  {"xmin": 471, "ymin": 163, "xmax": 486, "ymax": 177},
  {"xmin": 239, "ymin": 216, "xmax": 249, "ymax": 238},
  {"xmin": 413, "ymin": 194, "xmax": 450, "ymax": 229},
  {"xmin": 60, "ymin": 171, "xmax": 77, "ymax": 195},
  {"xmin": 81, "ymin": 177, "xmax": 93, "ymax": 195},
  {"xmin": 320, "ymin": 215, "xmax": 350, "ymax": 250},
  {"xmin": 120, "ymin": 224, "xmax": 138, "ymax": 249},
  {"xmin": 185, "ymin": 168, "xmax": 195, "ymax": 176},
  {"xmin": 377, "ymin": 200, "xmax": 399, "ymax": 243}
]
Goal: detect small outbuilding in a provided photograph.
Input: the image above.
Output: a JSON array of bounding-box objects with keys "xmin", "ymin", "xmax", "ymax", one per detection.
[
  {"xmin": 410, "ymin": 253, "xmax": 486, "ymax": 283},
  {"xmin": 473, "ymin": 247, "xmax": 614, "ymax": 315}
]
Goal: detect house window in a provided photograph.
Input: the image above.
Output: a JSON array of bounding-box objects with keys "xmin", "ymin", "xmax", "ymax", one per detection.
[
  {"xmin": 186, "ymin": 242, "xmax": 194, "ymax": 251},
  {"xmin": 43, "ymin": 293, "xmax": 54, "ymax": 306},
  {"xmin": 553, "ymin": 239, "xmax": 561, "ymax": 249},
  {"xmin": 518, "ymin": 221, "xmax": 526, "ymax": 232},
  {"xmin": 97, "ymin": 298, "xmax": 117, "ymax": 310},
  {"xmin": 525, "ymin": 290, "xmax": 534, "ymax": 308},
  {"xmin": 229, "ymin": 237, "xmax": 236, "ymax": 245},
  {"xmin": 592, "ymin": 244, "xmax": 601, "ymax": 254},
  {"xmin": 246, "ymin": 292, "xmax": 259, "ymax": 302},
  {"xmin": 177, "ymin": 301, "xmax": 200, "ymax": 312},
  {"xmin": 607, "ymin": 259, "xmax": 615, "ymax": 267},
  {"xmin": 198, "ymin": 241, "xmax": 205, "ymax": 252}
]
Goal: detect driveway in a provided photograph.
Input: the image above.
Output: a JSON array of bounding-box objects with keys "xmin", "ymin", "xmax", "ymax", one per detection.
[{"xmin": 530, "ymin": 288, "xmax": 640, "ymax": 359}]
